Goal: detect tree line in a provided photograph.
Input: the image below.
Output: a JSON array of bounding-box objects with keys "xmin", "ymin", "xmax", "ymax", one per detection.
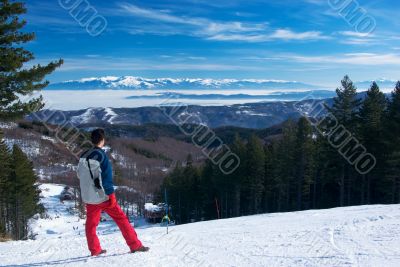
[
  {"xmin": 0, "ymin": 132, "xmax": 44, "ymax": 240},
  {"xmin": 162, "ymin": 76, "xmax": 400, "ymax": 224},
  {"xmin": 0, "ymin": 0, "xmax": 62, "ymax": 240}
]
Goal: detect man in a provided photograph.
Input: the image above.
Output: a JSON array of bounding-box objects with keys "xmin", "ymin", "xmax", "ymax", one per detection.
[{"xmin": 79, "ymin": 128, "xmax": 149, "ymax": 256}]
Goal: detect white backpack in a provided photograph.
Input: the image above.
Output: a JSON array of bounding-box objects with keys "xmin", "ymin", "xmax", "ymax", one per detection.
[{"xmin": 76, "ymin": 149, "xmax": 109, "ymax": 204}]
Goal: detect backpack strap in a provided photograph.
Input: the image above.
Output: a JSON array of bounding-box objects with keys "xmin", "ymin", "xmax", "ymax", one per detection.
[
  {"xmin": 86, "ymin": 157, "xmax": 95, "ymax": 180},
  {"xmin": 85, "ymin": 149, "xmax": 103, "ymax": 190}
]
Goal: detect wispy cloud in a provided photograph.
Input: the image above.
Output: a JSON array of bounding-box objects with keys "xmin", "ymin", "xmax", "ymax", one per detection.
[
  {"xmin": 35, "ymin": 56, "xmax": 265, "ymax": 72},
  {"xmin": 285, "ymin": 53, "xmax": 400, "ymax": 65},
  {"xmin": 338, "ymin": 31, "xmax": 371, "ymax": 38},
  {"xmin": 335, "ymin": 30, "xmax": 400, "ymax": 46},
  {"xmin": 301, "ymin": 0, "xmax": 325, "ymax": 5},
  {"xmin": 208, "ymin": 29, "xmax": 328, "ymax": 42},
  {"xmin": 339, "ymin": 38, "xmax": 377, "ymax": 45},
  {"xmin": 269, "ymin": 29, "xmax": 328, "ymax": 40},
  {"xmin": 118, "ymin": 3, "xmax": 329, "ymax": 42}
]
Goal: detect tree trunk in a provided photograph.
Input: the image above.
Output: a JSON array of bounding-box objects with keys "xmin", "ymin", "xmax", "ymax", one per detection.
[
  {"xmin": 340, "ymin": 165, "xmax": 345, "ymax": 207},
  {"xmin": 286, "ymin": 186, "xmax": 290, "ymax": 211},
  {"xmin": 367, "ymin": 175, "xmax": 371, "ymax": 204},
  {"xmin": 234, "ymin": 184, "xmax": 240, "ymax": 217},
  {"xmin": 312, "ymin": 171, "xmax": 319, "ymax": 209},
  {"xmin": 346, "ymin": 166, "xmax": 351, "ymax": 206},
  {"xmin": 225, "ymin": 191, "xmax": 228, "ymax": 218},
  {"xmin": 297, "ymin": 177, "xmax": 303, "ymax": 211},
  {"xmin": 397, "ymin": 175, "xmax": 400, "ymax": 204},
  {"xmin": 361, "ymin": 174, "xmax": 365, "ymax": 205}
]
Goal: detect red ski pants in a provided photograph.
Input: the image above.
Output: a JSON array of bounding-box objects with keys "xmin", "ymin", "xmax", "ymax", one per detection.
[{"xmin": 85, "ymin": 201, "xmax": 142, "ymax": 255}]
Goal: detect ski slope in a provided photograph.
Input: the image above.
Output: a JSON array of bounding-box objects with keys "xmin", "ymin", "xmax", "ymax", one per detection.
[{"xmin": 1, "ymin": 184, "xmax": 400, "ymax": 267}]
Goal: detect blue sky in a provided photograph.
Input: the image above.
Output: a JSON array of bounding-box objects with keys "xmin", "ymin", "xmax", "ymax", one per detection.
[{"xmin": 22, "ymin": 0, "xmax": 400, "ymax": 87}]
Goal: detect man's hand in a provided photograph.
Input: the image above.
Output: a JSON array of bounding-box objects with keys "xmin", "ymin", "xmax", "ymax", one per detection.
[{"xmin": 108, "ymin": 193, "xmax": 117, "ymax": 208}]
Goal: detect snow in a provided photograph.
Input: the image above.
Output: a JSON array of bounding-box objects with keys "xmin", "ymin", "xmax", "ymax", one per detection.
[
  {"xmin": 110, "ymin": 76, "xmax": 156, "ymax": 88},
  {"xmin": 4, "ymin": 138, "xmax": 40, "ymax": 157},
  {"xmin": 1, "ymin": 183, "xmax": 400, "ymax": 266},
  {"xmin": 41, "ymin": 135, "xmax": 58, "ymax": 144},
  {"xmin": 110, "ymin": 151, "xmax": 128, "ymax": 167},
  {"xmin": 103, "ymin": 107, "xmax": 118, "ymax": 124},
  {"xmin": 235, "ymin": 110, "xmax": 269, "ymax": 116},
  {"xmin": 0, "ymin": 122, "xmax": 17, "ymax": 129},
  {"xmin": 144, "ymin": 203, "xmax": 162, "ymax": 213},
  {"xmin": 62, "ymin": 76, "xmax": 301, "ymax": 88},
  {"xmin": 70, "ymin": 108, "xmax": 96, "ymax": 124}
]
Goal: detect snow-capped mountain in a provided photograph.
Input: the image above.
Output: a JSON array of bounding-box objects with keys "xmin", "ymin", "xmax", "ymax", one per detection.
[
  {"xmin": 46, "ymin": 76, "xmax": 319, "ymax": 90},
  {"xmin": 355, "ymin": 78, "xmax": 398, "ymax": 90}
]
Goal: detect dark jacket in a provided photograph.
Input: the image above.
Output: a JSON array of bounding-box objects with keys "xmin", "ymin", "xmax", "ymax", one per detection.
[{"xmin": 85, "ymin": 147, "xmax": 114, "ymax": 195}]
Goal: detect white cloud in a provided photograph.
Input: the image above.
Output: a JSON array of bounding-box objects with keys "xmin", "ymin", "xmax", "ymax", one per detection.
[
  {"xmin": 119, "ymin": 3, "xmax": 200, "ymax": 25},
  {"xmin": 302, "ymin": 0, "xmax": 325, "ymax": 5},
  {"xmin": 337, "ymin": 31, "xmax": 377, "ymax": 45},
  {"xmin": 43, "ymin": 57, "xmax": 265, "ymax": 72},
  {"xmin": 269, "ymin": 29, "xmax": 329, "ymax": 40},
  {"xmin": 339, "ymin": 38, "xmax": 377, "ymax": 45},
  {"xmin": 287, "ymin": 53, "xmax": 400, "ymax": 65},
  {"xmin": 338, "ymin": 31, "xmax": 372, "ymax": 38},
  {"xmin": 208, "ymin": 29, "xmax": 328, "ymax": 42},
  {"xmin": 118, "ymin": 3, "xmax": 329, "ymax": 42}
]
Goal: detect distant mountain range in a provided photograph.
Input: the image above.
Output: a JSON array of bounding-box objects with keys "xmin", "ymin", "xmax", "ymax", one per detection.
[
  {"xmin": 355, "ymin": 78, "xmax": 398, "ymax": 90},
  {"xmin": 46, "ymin": 76, "xmax": 320, "ymax": 90},
  {"xmin": 125, "ymin": 90, "xmax": 338, "ymax": 101},
  {"xmin": 46, "ymin": 76, "xmax": 398, "ymax": 91}
]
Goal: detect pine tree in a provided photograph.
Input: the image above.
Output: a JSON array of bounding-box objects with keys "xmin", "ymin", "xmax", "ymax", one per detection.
[
  {"xmin": 386, "ymin": 82, "xmax": 400, "ymax": 203},
  {"xmin": 386, "ymin": 82, "xmax": 400, "ymax": 151},
  {"xmin": 9, "ymin": 144, "xmax": 43, "ymax": 240},
  {"xmin": 294, "ymin": 117, "xmax": 315, "ymax": 210},
  {"xmin": 273, "ymin": 120, "xmax": 296, "ymax": 211},
  {"xmin": 231, "ymin": 135, "xmax": 246, "ymax": 216},
  {"xmin": 183, "ymin": 154, "xmax": 201, "ymax": 220},
  {"xmin": 328, "ymin": 75, "xmax": 362, "ymax": 131},
  {"xmin": 198, "ymin": 160, "xmax": 218, "ymax": 220},
  {"xmin": 327, "ymin": 75, "xmax": 362, "ymax": 206},
  {"xmin": 263, "ymin": 143, "xmax": 275, "ymax": 212},
  {"xmin": 0, "ymin": 129, "xmax": 11, "ymax": 237},
  {"xmin": 0, "ymin": 0, "xmax": 63, "ymax": 120},
  {"xmin": 359, "ymin": 82, "xmax": 387, "ymax": 204},
  {"xmin": 243, "ymin": 135, "xmax": 265, "ymax": 214}
]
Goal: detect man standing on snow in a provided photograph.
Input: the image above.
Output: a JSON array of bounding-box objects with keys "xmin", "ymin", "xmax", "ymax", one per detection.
[{"xmin": 77, "ymin": 128, "xmax": 149, "ymax": 256}]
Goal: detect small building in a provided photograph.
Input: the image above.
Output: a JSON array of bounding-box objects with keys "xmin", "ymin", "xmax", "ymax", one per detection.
[{"xmin": 144, "ymin": 203, "xmax": 167, "ymax": 223}]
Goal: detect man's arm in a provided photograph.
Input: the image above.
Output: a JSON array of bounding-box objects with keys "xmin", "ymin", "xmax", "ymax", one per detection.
[
  {"xmin": 98, "ymin": 151, "xmax": 115, "ymax": 195},
  {"xmin": 88, "ymin": 150, "xmax": 115, "ymax": 195}
]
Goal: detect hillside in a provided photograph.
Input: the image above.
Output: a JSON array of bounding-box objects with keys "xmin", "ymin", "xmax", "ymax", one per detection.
[
  {"xmin": 29, "ymin": 98, "xmax": 329, "ymax": 129},
  {"xmin": 0, "ymin": 121, "xmax": 205, "ymax": 193},
  {"xmin": 0, "ymin": 183, "xmax": 399, "ymax": 267}
]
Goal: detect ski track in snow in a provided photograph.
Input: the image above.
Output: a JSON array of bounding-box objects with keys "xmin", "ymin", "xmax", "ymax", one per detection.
[
  {"xmin": 1, "ymin": 184, "xmax": 400, "ymax": 267},
  {"xmin": 102, "ymin": 108, "xmax": 118, "ymax": 124}
]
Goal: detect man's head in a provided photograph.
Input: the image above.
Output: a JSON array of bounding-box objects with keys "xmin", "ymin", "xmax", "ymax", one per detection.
[{"xmin": 91, "ymin": 128, "xmax": 105, "ymax": 147}]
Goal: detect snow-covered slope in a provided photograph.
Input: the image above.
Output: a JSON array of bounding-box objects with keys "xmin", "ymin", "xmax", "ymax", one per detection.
[
  {"xmin": 47, "ymin": 76, "xmax": 318, "ymax": 90},
  {"xmin": 1, "ymin": 183, "xmax": 400, "ymax": 267}
]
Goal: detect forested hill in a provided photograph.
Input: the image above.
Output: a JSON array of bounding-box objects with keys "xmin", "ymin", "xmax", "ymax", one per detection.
[{"xmin": 29, "ymin": 98, "xmax": 329, "ymax": 129}]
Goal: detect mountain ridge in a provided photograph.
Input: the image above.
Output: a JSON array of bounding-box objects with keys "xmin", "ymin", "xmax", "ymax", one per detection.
[
  {"xmin": 46, "ymin": 76, "xmax": 398, "ymax": 91},
  {"xmin": 29, "ymin": 98, "xmax": 328, "ymax": 129},
  {"xmin": 46, "ymin": 76, "xmax": 320, "ymax": 90}
]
